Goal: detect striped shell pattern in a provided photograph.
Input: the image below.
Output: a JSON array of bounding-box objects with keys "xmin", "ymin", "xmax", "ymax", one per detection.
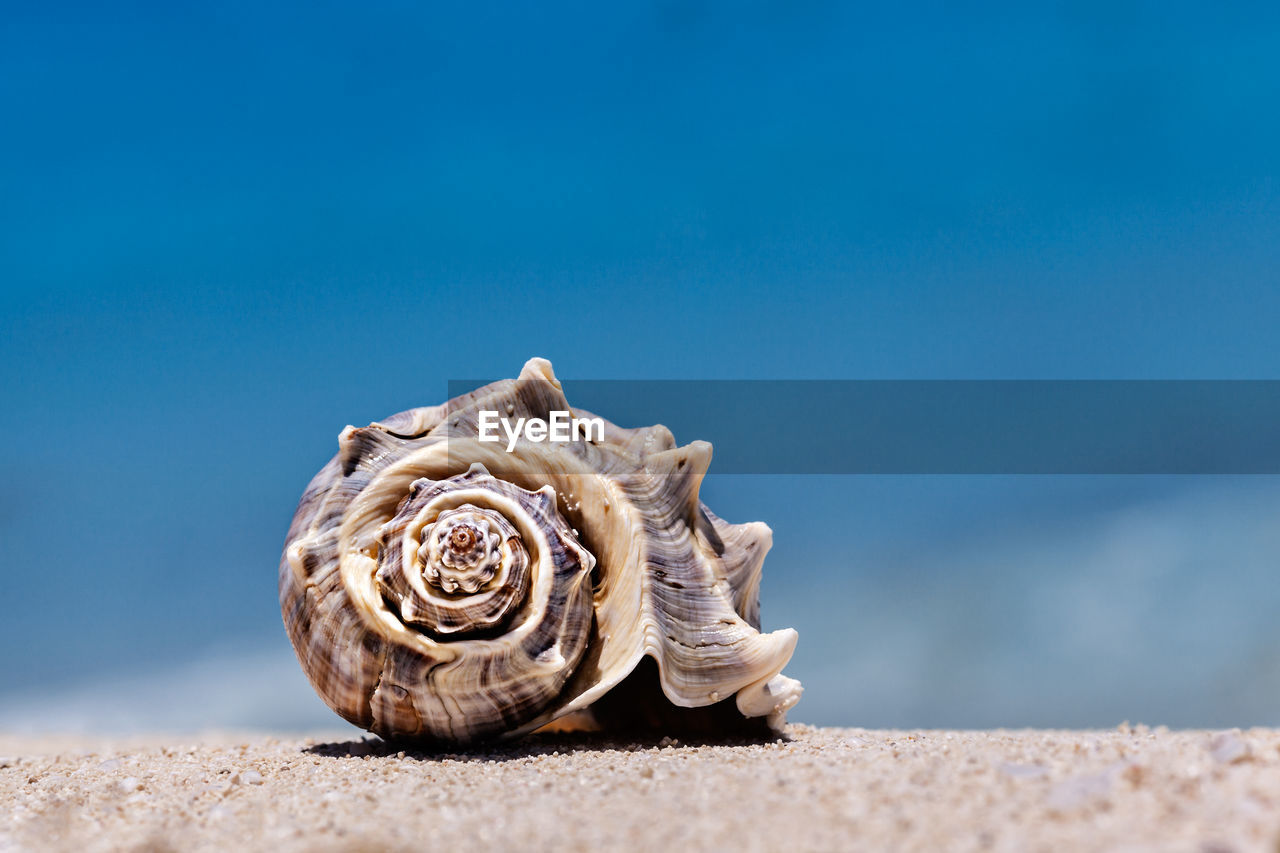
[{"xmin": 279, "ymin": 358, "xmax": 801, "ymax": 743}]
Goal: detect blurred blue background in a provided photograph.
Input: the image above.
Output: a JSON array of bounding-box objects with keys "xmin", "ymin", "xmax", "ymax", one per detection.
[{"xmin": 2, "ymin": 1, "xmax": 1279, "ymax": 732}]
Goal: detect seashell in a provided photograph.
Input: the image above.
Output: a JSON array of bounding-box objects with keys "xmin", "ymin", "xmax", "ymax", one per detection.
[{"xmin": 279, "ymin": 358, "xmax": 801, "ymax": 743}]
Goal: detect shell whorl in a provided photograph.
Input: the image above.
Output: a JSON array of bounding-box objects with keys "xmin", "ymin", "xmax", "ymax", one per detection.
[
  {"xmin": 417, "ymin": 507, "xmax": 506, "ymax": 595},
  {"xmin": 374, "ymin": 473, "xmax": 585, "ymax": 640},
  {"xmin": 280, "ymin": 357, "xmax": 802, "ymax": 743}
]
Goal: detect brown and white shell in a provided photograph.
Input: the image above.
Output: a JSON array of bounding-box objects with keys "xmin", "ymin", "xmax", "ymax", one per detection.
[{"xmin": 279, "ymin": 358, "xmax": 801, "ymax": 743}]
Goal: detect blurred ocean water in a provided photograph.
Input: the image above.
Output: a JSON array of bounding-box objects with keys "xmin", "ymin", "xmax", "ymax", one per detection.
[{"xmin": 1, "ymin": 473, "xmax": 1276, "ymax": 733}]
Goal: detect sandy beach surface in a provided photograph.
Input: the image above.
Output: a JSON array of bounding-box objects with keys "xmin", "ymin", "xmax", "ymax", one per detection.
[{"xmin": 2, "ymin": 724, "xmax": 1278, "ymax": 852}]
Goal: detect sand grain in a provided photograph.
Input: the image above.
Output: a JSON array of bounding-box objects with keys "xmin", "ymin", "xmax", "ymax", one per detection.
[{"xmin": 2, "ymin": 725, "xmax": 1279, "ymax": 852}]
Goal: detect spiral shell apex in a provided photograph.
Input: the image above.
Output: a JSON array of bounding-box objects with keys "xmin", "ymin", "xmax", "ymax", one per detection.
[{"xmin": 280, "ymin": 358, "xmax": 802, "ymax": 743}]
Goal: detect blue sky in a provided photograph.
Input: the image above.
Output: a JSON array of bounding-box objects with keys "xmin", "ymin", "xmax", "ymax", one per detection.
[{"xmin": 2, "ymin": 1, "xmax": 1278, "ymax": 731}]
